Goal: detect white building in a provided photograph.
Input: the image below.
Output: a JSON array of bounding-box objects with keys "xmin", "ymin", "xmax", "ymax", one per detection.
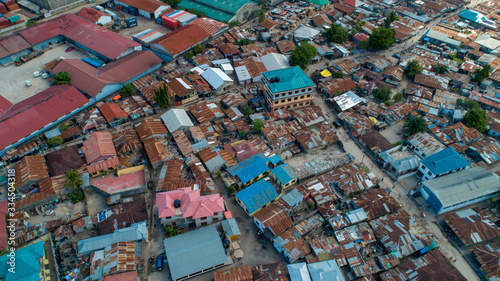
[
  {"xmin": 200, "ymin": 67, "xmax": 234, "ymax": 93},
  {"xmin": 161, "ymin": 108, "xmax": 194, "ymax": 133}
]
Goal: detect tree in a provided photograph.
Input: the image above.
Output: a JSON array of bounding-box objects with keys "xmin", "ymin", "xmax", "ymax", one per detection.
[
  {"xmin": 326, "ymin": 23, "xmax": 348, "ymax": 44},
  {"xmin": 384, "ymin": 11, "xmax": 399, "ymax": 28},
  {"xmin": 464, "ymin": 100, "xmax": 480, "ymax": 109},
  {"xmin": 252, "ymin": 118, "xmax": 264, "ymax": 132},
  {"xmin": 243, "ymin": 106, "xmax": 252, "ymax": 116},
  {"xmin": 229, "ymin": 21, "xmax": 239, "ymax": 28},
  {"xmin": 54, "ymin": 71, "xmax": 71, "ymax": 85},
  {"xmin": 26, "ymin": 19, "xmax": 38, "ymax": 27},
  {"xmin": 121, "ymin": 84, "xmax": 134, "ymax": 96},
  {"xmin": 193, "ymin": 44, "xmax": 205, "ymax": 54},
  {"xmin": 65, "ymin": 169, "xmax": 83, "ymax": 190},
  {"xmin": 185, "ymin": 51, "xmax": 194, "ymax": 59},
  {"xmin": 333, "ymin": 71, "xmax": 344, "ymax": 78},
  {"xmin": 228, "ymin": 184, "xmax": 237, "ymax": 194},
  {"xmin": 161, "ymin": 0, "xmax": 181, "ymax": 7},
  {"xmin": 240, "ymin": 131, "xmax": 246, "ymax": 138},
  {"xmin": 235, "ymin": 38, "xmax": 252, "ymax": 46},
  {"xmin": 456, "ymin": 99, "xmax": 463, "ymax": 107},
  {"xmin": 375, "ymin": 86, "xmax": 391, "ymax": 102},
  {"xmin": 48, "ymin": 136, "xmax": 63, "ymax": 146},
  {"xmin": 257, "ymin": 9, "xmax": 266, "ymax": 23},
  {"xmin": 290, "ymin": 42, "xmax": 317, "ymax": 70},
  {"xmin": 68, "ymin": 188, "xmax": 85, "ymax": 203},
  {"xmin": 473, "ymin": 64, "xmax": 491, "ymax": 83},
  {"xmin": 434, "ymin": 64, "xmax": 449, "ymax": 74},
  {"xmin": 406, "ymin": 60, "xmax": 422, "ymax": 79},
  {"xmin": 405, "ymin": 115, "xmax": 428, "ymax": 135},
  {"xmin": 384, "ymin": 101, "xmax": 392, "ymax": 106},
  {"xmin": 258, "ymin": 0, "xmax": 268, "ymax": 9},
  {"xmin": 464, "ymin": 107, "xmax": 488, "ymax": 132},
  {"xmin": 393, "ymin": 92, "xmax": 403, "ymax": 103},
  {"xmin": 187, "ymin": 8, "xmax": 206, "ymax": 18},
  {"xmin": 154, "ymin": 83, "xmax": 171, "ymax": 109},
  {"xmin": 368, "ymin": 27, "xmax": 395, "ymax": 50}
]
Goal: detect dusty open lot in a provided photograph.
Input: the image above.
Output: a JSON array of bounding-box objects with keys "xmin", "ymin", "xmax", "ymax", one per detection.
[
  {"xmin": 285, "ymin": 145, "xmax": 352, "ymax": 179},
  {"xmin": 379, "ymin": 119, "xmax": 406, "ymax": 144},
  {"xmin": 115, "ymin": 12, "xmax": 173, "ymax": 39},
  {"xmin": 0, "ymin": 44, "xmax": 87, "ymax": 104}
]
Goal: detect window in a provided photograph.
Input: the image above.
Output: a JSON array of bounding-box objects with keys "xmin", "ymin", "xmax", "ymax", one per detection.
[
  {"xmin": 305, "ymin": 101, "xmax": 309, "ymax": 105},
  {"xmin": 307, "ymin": 88, "xmax": 311, "ymax": 91},
  {"xmin": 294, "ymin": 97, "xmax": 298, "ymax": 100},
  {"xmin": 300, "ymin": 103, "xmax": 303, "ymax": 106},
  {"xmin": 306, "ymin": 94, "xmax": 311, "ymax": 98},
  {"xmin": 281, "ymin": 93, "xmax": 286, "ymax": 97},
  {"xmin": 287, "ymin": 105, "xmax": 291, "ymax": 109},
  {"xmin": 289, "ymin": 92, "xmax": 293, "ymax": 95},
  {"xmin": 275, "ymin": 94, "xmax": 279, "ymax": 98},
  {"xmin": 301, "ymin": 89, "xmax": 305, "ymax": 92},
  {"xmin": 287, "ymin": 98, "xmax": 292, "ymax": 102},
  {"xmin": 293, "ymin": 104, "xmax": 297, "ymax": 107},
  {"xmin": 427, "ymin": 171, "xmax": 432, "ymax": 176},
  {"xmin": 295, "ymin": 90, "xmax": 299, "ymax": 94},
  {"xmin": 274, "ymin": 101, "xmax": 279, "ymax": 105}
]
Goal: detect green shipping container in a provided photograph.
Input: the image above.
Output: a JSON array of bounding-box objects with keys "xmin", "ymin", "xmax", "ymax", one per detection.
[{"xmin": 8, "ymin": 14, "xmax": 19, "ymax": 23}]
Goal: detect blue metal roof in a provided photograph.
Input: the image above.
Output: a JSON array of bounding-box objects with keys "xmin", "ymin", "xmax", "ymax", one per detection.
[
  {"xmin": 164, "ymin": 225, "xmax": 227, "ymax": 280},
  {"xmin": 235, "ymin": 179, "xmax": 279, "ymax": 214},
  {"xmin": 0, "ymin": 240, "xmax": 44, "ymax": 281},
  {"xmin": 420, "ymin": 147, "xmax": 470, "ymax": 176},
  {"xmin": 268, "ymin": 154, "xmax": 283, "ymax": 165},
  {"xmin": 282, "ymin": 188, "xmax": 303, "ymax": 207},
  {"xmin": 459, "ymin": 10, "xmax": 486, "ymax": 23},
  {"xmin": 271, "ymin": 164, "xmax": 297, "ymax": 185},
  {"xmin": 262, "ymin": 66, "xmax": 315, "ymax": 94},
  {"xmin": 227, "ymin": 153, "xmax": 270, "ymax": 184}
]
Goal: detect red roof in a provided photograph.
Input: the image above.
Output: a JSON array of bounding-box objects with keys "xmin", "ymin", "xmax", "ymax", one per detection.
[
  {"xmin": 0, "ymin": 95, "xmax": 12, "ymax": 116},
  {"xmin": 98, "ymin": 102, "xmax": 128, "ymax": 122},
  {"xmin": 76, "ymin": 7, "xmax": 109, "ymax": 23},
  {"xmin": 81, "ymin": 131, "xmax": 117, "ymax": 164},
  {"xmin": 51, "ymin": 51, "xmax": 162, "ymax": 97},
  {"xmin": 87, "ymin": 156, "xmax": 120, "ymax": 174},
  {"xmin": 151, "ymin": 24, "xmax": 210, "ymax": 56},
  {"xmin": 17, "ymin": 15, "xmax": 65, "ymax": 45},
  {"xmin": 354, "ymin": 33, "xmax": 370, "ymax": 41},
  {"xmin": 0, "ymin": 85, "xmax": 89, "ymax": 151},
  {"xmin": 0, "ymin": 34, "xmax": 31, "ymax": 59},
  {"xmin": 190, "ymin": 17, "xmax": 228, "ymax": 36}
]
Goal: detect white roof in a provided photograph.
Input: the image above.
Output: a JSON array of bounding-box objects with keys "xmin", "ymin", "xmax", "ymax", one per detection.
[
  {"xmin": 333, "ymin": 91, "xmax": 366, "ymax": 111},
  {"xmin": 288, "ymin": 263, "xmax": 312, "ymax": 281},
  {"xmin": 475, "ymin": 34, "xmax": 500, "ymax": 50},
  {"xmin": 190, "ymin": 66, "xmax": 204, "ymax": 75},
  {"xmin": 294, "ymin": 26, "xmax": 320, "ymax": 40},
  {"xmin": 201, "ymin": 67, "xmax": 234, "ymax": 90},
  {"xmin": 308, "ymin": 260, "xmax": 345, "ymax": 281},
  {"xmin": 161, "ymin": 108, "xmax": 193, "ymax": 133},
  {"xmin": 261, "ymin": 53, "xmax": 291, "ymax": 71},
  {"xmin": 235, "ymin": 65, "xmax": 251, "ymax": 81},
  {"xmin": 220, "ymin": 63, "xmax": 234, "ymax": 71}
]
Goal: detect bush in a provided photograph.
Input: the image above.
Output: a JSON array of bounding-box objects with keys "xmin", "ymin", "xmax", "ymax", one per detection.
[
  {"xmin": 375, "ymin": 86, "xmax": 391, "ymax": 102},
  {"xmin": 252, "ymin": 118, "xmax": 264, "ymax": 132},
  {"xmin": 384, "ymin": 101, "xmax": 392, "ymax": 106},
  {"xmin": 228, "ymin": 185, "xmax": 237, "ymax": 194},
  {"xmin": 48, "ymin": 136, "xmax": 63, "ymax": 146},
  {"xmin": 393, "ymin": 93, "xmax": 403, "ymax": 103},
  {"xmin": 68, "ymin": 188, "xmax": 85, "ymax": 203},
  {"xmin": 121, "ymin": 84, "xmax": 134, "ymax": 96},
  {"xmin": 54, "ymin": 71, "xmax": 71, "ymax": 85}
]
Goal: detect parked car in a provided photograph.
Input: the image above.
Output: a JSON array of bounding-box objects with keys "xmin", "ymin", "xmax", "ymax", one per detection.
[
  {"xmin": 33, "ymin": 71, "xmax": 42, "ymax": 77},
  {"xmin": 156, "ymin": 255, "xmax": 163, "ymax": 271},
  {"xmin": 42, "ymin": 73, "xmax": 50, "ymax": 79},
  {"xmin": 392, "ymin": 54, "xmax": 401, "ymax": 59},
  {"xmin": 65, "ymin": 47, "xmax": 75, "ymax": 52},
  {"xmin": 25, "ymin": 80, "xmax": 32, "ymax": 87}
]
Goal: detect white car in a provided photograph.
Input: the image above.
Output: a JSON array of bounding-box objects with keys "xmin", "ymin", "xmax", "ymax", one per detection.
[
  {"xmin": 33, "ymin": 71, "xmax": 42, "ymax": 77},
  {"xmin": 42, "ymin": 73, "xmax": 50, "ymax": 79},
  {"xmin": 25, "ymin": 80, "xmax": 32, "ymax": 87}
]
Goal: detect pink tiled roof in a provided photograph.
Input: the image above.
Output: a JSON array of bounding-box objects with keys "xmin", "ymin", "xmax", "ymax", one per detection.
[
  {"xmin": 156, "ymin": 187, "xmax": 225, "ymax": 219},
  {"xmin": 81, "ymin": 132, "xmax": 117, "ymax": 164}
]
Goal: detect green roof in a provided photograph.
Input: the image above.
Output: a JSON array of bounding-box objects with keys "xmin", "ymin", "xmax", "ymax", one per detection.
[
  {"xmin": 263, "ymin": 66, "xmax": 316, "ymax": 94},
  {"xmin": 305, "ymin": 0, "xmax": 329, "ymax": 6},
  {"xmin": 179, "ymin": 0, "xmax": 254, "ymax": 22}
]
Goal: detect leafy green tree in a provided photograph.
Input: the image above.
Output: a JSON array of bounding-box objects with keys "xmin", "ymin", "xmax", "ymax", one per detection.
[
  {"xmin": 59, "ymin": 124, "xmax": 69, "ymax": 131},
  {"xmin": 193, "ymin": 44, "xmax": 205, "ymax": 54},
  {"xmin": 464, "ymin": 100, "xmax": 480, "ymax": 109},
  {"xmin": 368, "ymin": 27, "xmax": 395, "ymax": 50},
  {"xmin": 65, "ymin": 169, "xmax": 83, "ymax": 190},
  {"xmin": 456, "ymin": 99, "xmax": 463, "ymax": 107},
  {"xmin": 252, "ymin": 118, "xmax": 264, "ymax": 132},
  {"xmin": 228, "ymin": 184, "xmax": 237, "ymax": 194},
  {"xmin": 384, "ymin": 101, "xmax": 392, "ymax": 106},
  {"xmin": 464, "ymin": 107, "xmax": 488, "ymax": 132},
  {"xmin": 405, "ymin": 115, "xmax": 428, "ymax": 135},
  {"xmin": 326, "ymin": 23, "xmax": 348, "ymax": 44},
  {"xmin": 406, "ymin": 60, "xmax": 422, "ymax": 79},
  {"xmin": 229, "ymin": 21, "xmax": 239, "ymax": 28},
  {"xmin": 384, "ymin": 11, "xmax": 399, "ymax": 28},
  {"xmin": 68, "ymin": 188, "xmax": 85, "ymax": 203},
  {"xmin": 375, "ymin": 86, "xmax": 391, "ymax": 102},
  {"xmin": 434, "ymin": 64, "xmax": 449, "ymax": 74},
  {"xmin": 258, "ymin": 0, "xmax": 268, "ymax": 9},
  {"xmin": 48, "ymin": 136, "xmax": 63, "ymax": 146},
  {"xmin": 121, "ymin": 84, "xmax": 134, "ymax": 96},
  {"xmin": 257, "ymin": 9, "xmax": 266, "ymax": 23},
  {"xmin": 185, "ymin": 51, "xmax": 194, "ymax": 59},
  {"xmin": 333, "ymin": 71, "xmax": 344, "ymax": 78},
  {"xmin": 54, "ymin": 71, "xmax": 71, "ymax": 85},
  {"xmin": 243, "ymin": 107, "xmax": 252, "ymax": 116},
  {"xmin": 26, "ymin": 19, "xmax": 38, "ymax": 27},
  {"xmin": 161, "ymin": 0, "xmax": 181, "ymax": 7},
  {"xmin": 235, "ymin": 38, "xmax": 252, "ymax": 46},
  {"xmin": 240, "ymin": 131, "xmax": 246, "ymax": 138},
  {"xmin": 393, "ymin": 93, "xmax": 403, "ymax": 103},
  {"xmin": 473, "ymin": 64, "xmax": 491, "ymax": 83},
  {"xmin": 154, "ymin": 83, "xmax": 171, "ymax": 109},
  {"xmin": 290, "ymin": 42, "xmax": 317, "ymax": 70}
]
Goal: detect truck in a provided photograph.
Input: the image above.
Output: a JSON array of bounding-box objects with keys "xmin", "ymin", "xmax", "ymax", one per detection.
[{"xmin": 15, "ymin": 50, "xmax": 44, "ymax": 66}]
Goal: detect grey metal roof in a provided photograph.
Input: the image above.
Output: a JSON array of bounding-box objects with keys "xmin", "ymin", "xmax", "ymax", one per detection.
[
  {"xmin": 192, "ymin": 139, "xmax": 210, "ymax": 151},
  {"xmin": 164, "ymin": 225, "xmax": 227, "ymax": 280},
  {"xmin": 161, "ymin": 109, "xmax": 193, "ymax": 133},
  {"xmin": 221, "ymin": 218, "xmax": 240, "ymax": 238},
  {"xmin": 282, "ymin": 189, "xmax": 303, "ymax": 207},
  {"xmin": 204, "ymin": 154, "xmax": 225, "ymax": 172},
  {"xmin": 78, "ymin": 221, "xmax": 147, "ymax": 255},
  {"xmin": 307, "ymin": 260, "xmax": 345, "ymax": 281},
  {"xmin": 346, "ymin": 209, "xmax": 367, "ymax": 224},
  {"xmin": 288, "ymin": 263, "xmax": 312, "ymax": 281},
  {"xmin": 422, "ymin": 167, "xmax": 500, "ymax": 208},
  {"xmin": 391, "ymin": 156, "xmax": 420, "ymax": 173}
]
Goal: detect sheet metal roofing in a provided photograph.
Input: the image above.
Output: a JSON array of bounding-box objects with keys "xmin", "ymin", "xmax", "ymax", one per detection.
[
  {"xmin": 221, "ymin": 218, "xmax": 241, "ymax": 238},
  {"xmin": 179, "ymin": 0, "xmax": 254, "ymax": 22},
  {"xmin": 470, "ymin": 244, "xmax": 500, "ymax": 280},
  {"xmin": 161, "ymin": 108, "xmax": 194, "ymax": 133},
  {"xmin": 271, "ymin": 164, "xmax": 297, "ymax": 185},
  {"xmin": 307, "ymin": 260, "xmax": 345, "ymax": 281},
  {"xmin": 78, "ymin": 221, "xmax": 146, "ymax": 254},
  {"xmin": 0, "ymin": 85, "xmax": 88, "ymax": 151},
  {"xmin": 0, "ymin": 239, "xmax": 44, "ymax": 281},
  {"xmin": 227, "ymin": 153, "xmax": 270, "ymax": 184},
  {"xmin": 201, "ymin": 67, "xmax": 234, "ymax": 90},
  {"xmin": 420, "ymin": 147, "xmax": 470, "ymax": 176},
  {"xmin": 288, "ymin": 263, "xmax": 312, "ymax": 281},
  {"xmin": 164, "ymin": 225, "xmax": 227, "ymax": 280},
  {"xmin": 423, "ymin": 167, "xmax": 500, "ymax": 210},
  {"xmin": 253, "ymin": 203, "xmax": 293, "ymax": 237},
  {"xmin": 235, "ymin": 179, "xmax": 279, "ymax": 215},
  {"xmin": 263, "ymin": 66, "xmax": 315, "ymax": 93}
]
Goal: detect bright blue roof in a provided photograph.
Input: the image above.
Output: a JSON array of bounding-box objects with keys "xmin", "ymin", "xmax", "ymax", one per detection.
[
  {"xmin": 236, "ymin": 179, "xmax": 279, "ymax": 214},
  {"xmin": 421, "ymin": 147, "xmax": 470, "ymax": 176},
  {"xmin": 268, "ymin": 154, "xmax": 283, "ymax": 165},
  {"xmin": 0, "ymin": 240, "xmax": 44, "ymax": 281},
  {"xmin": 262, "ymin": 66, "xmax": 315, "ymax": 94},
  {"xmin": 459, "ymin": 10, "xmax": 486, "ymax": 23},
  {"xmin": 271, "ymin": 164, "xmax": 297, "ymax": 185},
  {"xmin": 227, "ymin": 153, "xmax": 270, "ymax": 184}
]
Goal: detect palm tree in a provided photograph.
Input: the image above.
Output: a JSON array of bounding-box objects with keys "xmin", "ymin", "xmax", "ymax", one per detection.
[
  {"xmin": 65, "ymin": 169, "xmax": 83, "ymax": 190},
  {"xmin": 405, "ymin": 116, "xmax": 428, "ymax": 135}
]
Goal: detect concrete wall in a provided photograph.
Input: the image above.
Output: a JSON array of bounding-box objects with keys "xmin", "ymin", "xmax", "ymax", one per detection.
[
  {"xmin": 233, "ymin": 3, "xmax": 257, "ymax": 23},
  {"xmin": 0, "ymin": 49, "xmax": 31, "ymax": 66}
]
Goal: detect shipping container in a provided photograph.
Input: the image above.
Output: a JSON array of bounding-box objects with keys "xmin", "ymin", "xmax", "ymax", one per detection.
[
  {"xmin": 175, "ymin": 13, "xmax": 196, "ymax": 26},
  {"xmin": 129, "ymin": 6, "xmax": 138, "ymax": 16},
  {"xmin": 0, "ymin": 17, "xmax": 8, "ymax": 26},
  {"xmin": 3, "ymin": 0, "xmax": 14, "ymax": 6},
  {"xmin": 139, "ymin": 30, "xmax": 158, "ymax": 42},
  {"xmin": 7, "ymin": 14, "xmax": 19, "ymax": 23},
  {"xmin": 132, "ymin": 29, "xmax": 153, "ymax": 40},
  {"xmin": 162, "ymin": 15, "xmax": 177, "ymax": 30},
  {"xmin": 142, "ymin": 32, "xmax": 163, "ymax": 44},
  {"xmin": 81, "ymin": 58, "xmax": 102, "ymax": 68},
  {"xmin": 125, "ymin": 17, "xmax": 137, "ymax": 28},
  {"xmin": 6, "ymin": 4, "xmax": 19, "ymax": 11},
  {"xmin": 155, "ymin": 17, "xmax": 162, "ymax": 24},
  {"xmin": 94, "ymin": 5, "xmax": 104, "ymax": 11},
  {"xmin": 169, "ymin": 11, "xmax": 186, "ymax": 19},
  {"xmin": 122, "ymin": 5, "xmax": 129, "ymax": 13},
  {"xmin": 105, "ymin": 9, "xmax": 117, "ymax": 19},
  {"xmin": 166, "ymin": 10, "xmax": 182, "ymax": 18},
  {"xmin": 116, "ymin": 4, "xmax": 123, "ymax": 10}
]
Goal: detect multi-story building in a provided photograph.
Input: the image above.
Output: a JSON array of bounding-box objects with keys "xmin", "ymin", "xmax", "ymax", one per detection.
[{"xmin": 262, "ymin": 66, "xmax": 316, "ymax": 111}]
